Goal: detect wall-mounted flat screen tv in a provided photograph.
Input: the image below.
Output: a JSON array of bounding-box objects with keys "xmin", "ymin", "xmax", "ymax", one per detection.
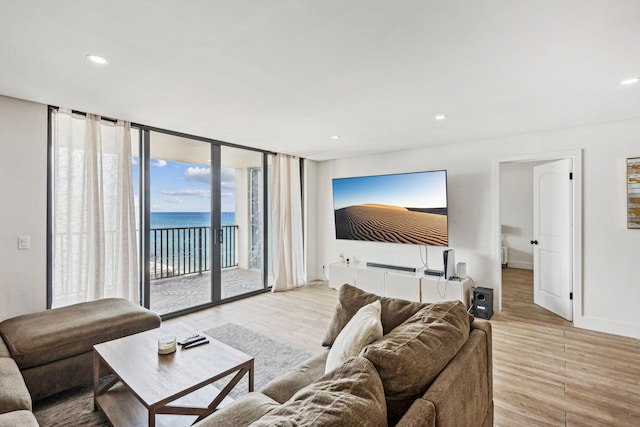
[{"xmin": 332, "ymin": 170, "xmax": 448, "ymax": 246}]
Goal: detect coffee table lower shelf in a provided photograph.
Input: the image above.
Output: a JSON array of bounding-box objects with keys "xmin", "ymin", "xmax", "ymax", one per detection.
[{"xmin": 95, "ymin": 382, "xmax": 234, "ymax": 427}]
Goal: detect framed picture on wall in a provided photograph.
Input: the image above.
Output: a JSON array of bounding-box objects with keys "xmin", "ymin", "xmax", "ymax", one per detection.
[{"xmin": 628, "ymin": 157, "xmax": 640, "ymax": 229}]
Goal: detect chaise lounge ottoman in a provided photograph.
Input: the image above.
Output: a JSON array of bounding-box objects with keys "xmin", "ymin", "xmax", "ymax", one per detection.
[{"xmin": 0, "ymin": 298, "xmax": 161, "ymax": 401}]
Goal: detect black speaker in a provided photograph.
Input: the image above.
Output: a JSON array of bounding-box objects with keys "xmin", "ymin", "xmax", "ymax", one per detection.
[{"xmin": 472, "ymin": 287, "xmax": 493, "ymax": 320}]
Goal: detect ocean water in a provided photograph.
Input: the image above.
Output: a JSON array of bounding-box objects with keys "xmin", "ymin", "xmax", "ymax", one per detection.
[{"xmin": 151, "ymin": 212, "xmax": 235, "ymax": 229}]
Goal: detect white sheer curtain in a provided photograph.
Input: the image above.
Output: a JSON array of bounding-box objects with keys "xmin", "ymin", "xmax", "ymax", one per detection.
[
  {"xmin": 52, "ymin": 109, "xmax": 139, "ymax": 307},
  {"xmin": 271, "ymin": 154, "xmax": 305, "ymax": 291}
]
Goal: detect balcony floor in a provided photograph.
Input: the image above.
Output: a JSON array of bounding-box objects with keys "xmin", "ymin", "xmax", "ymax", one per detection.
[{"xmin": 150, "ymin": 268, "xmax": 264, "ymax": 315}]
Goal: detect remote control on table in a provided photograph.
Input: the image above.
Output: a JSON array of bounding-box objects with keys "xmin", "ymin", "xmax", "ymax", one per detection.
[
  {"xmin": 183, "ymin": 339, "xmax": 210, "ymax": 349},
  {"xmin": 178, "ymin": 335, "xmax": 206, "ymax": 346}
]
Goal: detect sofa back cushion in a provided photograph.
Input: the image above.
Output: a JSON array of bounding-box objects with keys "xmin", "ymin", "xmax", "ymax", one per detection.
[
  {"xmin": 249, "ymin": 356, "xmax": 387, "ymax": 427},
  {"xmin": 0, "ymin": 338, "xmax": 10, "ymax": 358},
  {"xmin": 362, "ymin": 300, "xmax": 470, "ymax": 423},
  {"xmin": 325, "ymin": 300, "xmax": 383, "ymax": 374},
  {"xmin": 0, "ymin": 358, "xmax": 31, "ymax": 414},
  {"xmin": 322, "ymin": 284, "xmax": 426, "ymax": 347},
  {"xmin": 421, "ymin": 328, "xmax": 491, "ymax": 427}
]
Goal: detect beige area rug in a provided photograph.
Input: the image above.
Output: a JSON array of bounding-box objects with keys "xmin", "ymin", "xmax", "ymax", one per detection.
[{"xmin": 33, "ymin": 323, "xmax": 311, "ymax": 426}]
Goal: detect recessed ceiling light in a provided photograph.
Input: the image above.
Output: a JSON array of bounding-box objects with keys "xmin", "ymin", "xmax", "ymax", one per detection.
[
  {"xmin": 621, "ymin": 77, "xmax": 639, "ymax": 85},
  {"xmin": 331, "ymin": 135, "xmax": 340, "ymax": 140},
  {"xmin": 86, "ymin": 54, "xmax": 108, "ymax": 65},
  {"xmin": 435, "ymin": 114, "xmax": 447, "ymax": 121}
]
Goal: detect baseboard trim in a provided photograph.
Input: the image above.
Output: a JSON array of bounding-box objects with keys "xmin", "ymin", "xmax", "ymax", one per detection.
[
  {"xmin": 506, "ymin": 261, "xmax": 533, "ymax": 270},
  {"xmin": 574, "ymin": 315, "xmax": 640, "ymax": 340}
]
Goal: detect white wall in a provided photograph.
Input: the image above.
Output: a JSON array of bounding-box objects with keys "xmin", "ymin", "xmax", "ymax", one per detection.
[
  {"xmin": 315, "ymin": 144, "xmax": 496, "ymax": 284},
  {"xmin": 500, "ymin": 164, "xmax": 534, "ymax": 270},
  {"xmin": 0, "ymin": 96, "xmax": 47, "ymax": 320},
  {"xmin": 311, "ymin": 117, "xmax": 640, "ymax": 339}
]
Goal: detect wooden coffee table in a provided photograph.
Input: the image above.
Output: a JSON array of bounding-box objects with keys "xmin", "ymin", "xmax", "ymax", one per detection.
[{"xmin": 93, "ymin": 323, "xmax": 254, "ymax": 427}]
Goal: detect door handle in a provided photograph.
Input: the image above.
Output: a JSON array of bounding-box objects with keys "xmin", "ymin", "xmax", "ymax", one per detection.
[
  {"xmin": 218, "ymin": 229, "xmax": 224, "ymax": 244},
  {"xmin": 530, "ymin": 240, "xmax": 539, "ymax": 245}
]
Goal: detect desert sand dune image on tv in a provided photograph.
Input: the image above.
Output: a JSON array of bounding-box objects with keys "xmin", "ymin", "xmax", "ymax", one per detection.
[
  {"xmin": 332, "ymin": 170, "xmax": 448, "ymax": 246},
  {"xmin": 334, "ymin": 204, "xmax": 448, "ymax": 246}
]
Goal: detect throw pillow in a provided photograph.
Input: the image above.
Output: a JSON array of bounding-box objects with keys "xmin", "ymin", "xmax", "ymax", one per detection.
[
  {"xmin": 362, "ymin": 300, "xmax": 470, "ymax": 423},
  {"xmin": 325, "ymin": 300, "xmax": 383, "ymax": 374},
  {"xmin": 321, "ymin": 284, "xmax": 426, "ymax": 347},
  {"xmin": 249, "ymin": 356, "xmax": 387, "ymax": 427}
]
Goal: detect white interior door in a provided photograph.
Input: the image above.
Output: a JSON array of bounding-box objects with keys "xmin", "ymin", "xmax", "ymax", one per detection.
[{"xmin": 533, "ymin": 159, "xmax": 573, "ymax": 321}]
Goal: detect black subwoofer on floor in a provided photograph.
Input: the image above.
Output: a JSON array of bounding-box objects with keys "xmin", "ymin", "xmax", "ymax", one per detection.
[{"xmin": 472, "ymin": 287, "xmax": 493, "ymax": 320}]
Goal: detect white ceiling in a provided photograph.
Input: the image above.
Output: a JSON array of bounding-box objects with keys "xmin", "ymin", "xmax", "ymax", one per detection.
[{"xmin": 1, "ymin": 1, "xmax": 639, "ymax": 161}]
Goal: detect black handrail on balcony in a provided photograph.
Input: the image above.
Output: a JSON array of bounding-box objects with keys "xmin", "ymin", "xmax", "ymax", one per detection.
[{"xmin": 150, "ymin": 225, "xmax": 238, "ymax": 280}]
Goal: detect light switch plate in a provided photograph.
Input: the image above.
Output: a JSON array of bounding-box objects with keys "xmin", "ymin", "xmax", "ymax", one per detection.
[{"xmin": 18, "ymin": 235, "xmax": 30, "ymax": 250}]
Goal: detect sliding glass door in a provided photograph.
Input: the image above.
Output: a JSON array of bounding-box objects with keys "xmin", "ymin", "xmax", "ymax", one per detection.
[
  {"xmin": 133, "ymin": 129, "xmax": 268, "ymax": 316},
  {"xmin": 219, "ymin": 146, "xmax": 266, "ymax": 300},
  {"xmin": 145, "ymin": 132, "xmax": 213, "ymax": 314}
]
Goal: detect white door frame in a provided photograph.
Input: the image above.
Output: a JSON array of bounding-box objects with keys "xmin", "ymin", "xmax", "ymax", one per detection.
[{"xmin": 492, "ymin": 149, "xmax": 583, "ymax": 320}]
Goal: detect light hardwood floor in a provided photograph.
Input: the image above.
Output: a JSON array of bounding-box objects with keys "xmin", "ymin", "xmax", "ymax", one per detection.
[
  {"xmin": 492, "ymin": 268, "xmax": 640, "ymax": 427},
  {"xmin": 167, "ymin": 270, "xmax": 640, "ymax": 426},
  {"xmin": 166, "ymin": 280, "xmax": 337, "ymax": 354}
]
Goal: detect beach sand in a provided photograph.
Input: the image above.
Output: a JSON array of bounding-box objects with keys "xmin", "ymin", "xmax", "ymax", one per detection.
[{"xmin": 335, "ymin": 204, "xmax": 447, "ymax": 246}]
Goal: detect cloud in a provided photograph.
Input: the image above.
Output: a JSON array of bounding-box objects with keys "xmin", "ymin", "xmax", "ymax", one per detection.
[
  {"xmin": 221, "ymin": 168, "xmax": 236, "ymax": 192},
  {"xmin": 160, "ymin": 189, "xmax": 210, "ymax": 198},
  {"xmin": 221, "ymin": 181, "xmax": 234, "ymax": 193},
  {"xmin": 184, "ymin": 167, "xmax": 210, "ymax": 183},
  {"xmin": 131, "ymin": 156, "xmax": 139, "ymax": 166},
  {"xmin": 154, "ymin": 159, "xmax": 167, "ymax": 167},
  {"xmin": 164, "ymin": 197, "xmax": 183, "ymax": 204}
]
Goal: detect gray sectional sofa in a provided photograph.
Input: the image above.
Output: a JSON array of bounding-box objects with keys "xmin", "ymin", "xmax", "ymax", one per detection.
[
  {"xmin": 1, "ymin": 289, "xmax": 492, "ymax": 426},
  {"xmin": 195, "ymin": 284, "xmax": 493, "ymax": 426}
]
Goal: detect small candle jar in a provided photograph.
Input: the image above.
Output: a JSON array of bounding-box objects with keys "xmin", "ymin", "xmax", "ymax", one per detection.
[{"xmin": 157, "ymin": 335, "xmax": 176, "ymax": 355}]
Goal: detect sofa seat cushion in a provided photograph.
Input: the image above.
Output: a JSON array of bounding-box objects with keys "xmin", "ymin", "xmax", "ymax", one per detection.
[
  {"xmin": 322, "ymin": 284, "xmax": 426, "ymax": 347},
  {"xmin": 0, "ymin": 410, "xmax": 39, "ymax": 427},
  {"xmin": 193, "ymin": 392, "xmax": 279, "ymax": 427},
  {"xmin": 0, "ymin": 298, "xmax": 161, "ymax": 369},
  {"xmin": 250, "ymin": 356, "xmax": 387, "ymax": 427},
  {"xmin": 261, "ymin": 350, "xmax": 328, "ymax": 404},
  {"xmin": 362, "ymin": 300, "xmax": 470, "ymax": 423},
  {"xmin": 0, "ymin": 358, "xmax": 31, "ymax": 414}
]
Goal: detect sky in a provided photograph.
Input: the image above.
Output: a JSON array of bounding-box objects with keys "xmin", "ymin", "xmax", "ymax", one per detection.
[
  {"xmin": 332, "ymin": 170, "xmax": 447, "ymax": 210},
  {"xmin": 132, "ymin": 157, "xmax": 236, "ymax": 212}
]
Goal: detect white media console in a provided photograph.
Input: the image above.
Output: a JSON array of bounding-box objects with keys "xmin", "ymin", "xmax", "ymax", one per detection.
[{"xmin": 328, "ymin": 262, "xmax": 471, "ymax": 307}]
